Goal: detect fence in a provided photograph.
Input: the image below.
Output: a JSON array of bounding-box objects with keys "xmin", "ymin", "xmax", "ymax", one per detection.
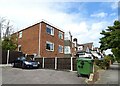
[
  {"xmin": 1, "ymin": 50, "xmax": 77, "ymax": 71},
  {"xmin": 35, "ymin": 57, "xmax": 77, "ymax": 71},
  {"xmin": 1, "ymin": 50, "xmax": 24, "ymax": 64}
]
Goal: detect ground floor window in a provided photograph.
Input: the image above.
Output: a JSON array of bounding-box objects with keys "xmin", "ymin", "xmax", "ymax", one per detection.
[{"xmin": 64, "ymin": 46, "xmax": 71, "ymax": 54}]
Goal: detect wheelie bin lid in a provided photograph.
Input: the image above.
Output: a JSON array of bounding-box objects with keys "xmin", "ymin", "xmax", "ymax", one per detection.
[{"xmin": 76, "ymin": 57, "xmax": 93, "ymax": 61}]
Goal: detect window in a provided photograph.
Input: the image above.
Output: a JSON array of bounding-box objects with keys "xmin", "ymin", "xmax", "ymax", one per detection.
[
  {"xmin": 19, "ymin": 31, "xmax": 22, "ymax": 38},
  {"xmin": 46, "ymin": 41, "xmax": 54, "ymax": 51},
  {"xmin": 58, "ymin": 45, "xmax": 63, "ymax": 53},
  {"xmin": 46, "ymin": 25, "xmax": 54, "ymax": 35},
  {"xmin": 59, "ymin": 31, "xmax": 63, "ymax": 39},
  {"xmin": 78, "ymin": 46, "xmax": 83, "ymax": 51},
  {"xmin": 64, "ymin": 46, "xmax": 71, "ymax": 54},
  {"xmin": 18, "ymin": 45, "xmax": 21, "ymax": 51}
]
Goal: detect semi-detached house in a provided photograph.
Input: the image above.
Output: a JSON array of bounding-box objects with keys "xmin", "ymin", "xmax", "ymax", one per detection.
[{"xmin": 13, "ymin": 20, "xmax": 64, "ymax": 58}]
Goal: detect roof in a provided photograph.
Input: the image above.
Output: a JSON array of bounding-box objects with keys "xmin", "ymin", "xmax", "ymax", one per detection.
[
  {"xmin": 12, "ymin": 20, "xmax": 64, "ymax": 35},
  {"xmin": 77, "ymin": 42, "xmax": 93, "ymax": 51}
]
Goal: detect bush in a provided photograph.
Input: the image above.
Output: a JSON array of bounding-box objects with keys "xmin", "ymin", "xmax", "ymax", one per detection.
[
  {"xmin": 115, "ymin": 57, "xmax": 120, "ymax": 63},
  {"xmin": 102, "ymin": 59, "xmax": 110, "ymax": 69},
  {"xmin": 94, "ymin": 56, "xmax": 110, "ymax": 70},
  {"xmin": 107, "ymin": 54, "xmax": 115, "ymax": 64}
]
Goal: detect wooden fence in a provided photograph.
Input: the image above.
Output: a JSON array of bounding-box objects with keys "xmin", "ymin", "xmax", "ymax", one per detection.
[
  {"xmin": 1, "ymin": 50, "xmax": 24, "ymax": 64},
  {"xmin": 35, "ymin": 57, "xmax": 77, "ymax": 71},
  {"xmin": 1, "ymin": 50, "xmax": 77, "ymax": 71}
]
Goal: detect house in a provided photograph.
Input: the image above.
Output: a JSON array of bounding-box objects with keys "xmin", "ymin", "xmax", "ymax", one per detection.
[
  {"xmin": 64, "ymin": 32, "xmax": 76, "ymax": 58},
  {"xmin": 12, "ymin": 20, "xmax": 64, "ymax": 58},
  {"xmin": 76, "ymin": 42, "xmax": 94, "ymax": 59},
  {"xmin": 76, "ymin": 42, "xmax": 103, "ymax": 59},
  {"xmin": 77, "ymin": 42, "xmax": 94, "ymax": 52},
  {"xmin": 91, "ymin": 47, "xmax": 104, "ymax": 59}
]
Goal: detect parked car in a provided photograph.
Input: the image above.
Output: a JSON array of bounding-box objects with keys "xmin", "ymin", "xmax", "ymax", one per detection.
[{"xmin": 12, "ymin": 56, "xmax": 40, "ymax": 69}]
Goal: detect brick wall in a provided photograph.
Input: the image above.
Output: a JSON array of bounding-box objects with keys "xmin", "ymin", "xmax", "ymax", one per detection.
[
  {"xmin": 40, "ymin": 22, "xmax": 64, "ymax": 58},
  {"xmin": 18, "ymin": 23, "xmax": 39, "ymax": 55},
  {"xmin": 15, "ymin": 21, "xmax": 64, "ymax": 58}
]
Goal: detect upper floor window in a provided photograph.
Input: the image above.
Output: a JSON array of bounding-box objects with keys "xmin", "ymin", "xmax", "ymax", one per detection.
[
  {"xmin": 59, "ymin": 31, "xmax": 63, "ymax": 39},
  {"xmin": 19, "ymin": 31, "xmax": 22, "ymax": 38},
  {"xmin": 46, "ymin": 25, "xmax": 54, "ymax": 36},
  {"xmin": 58, "ymin": 45, "xmax": 63, "ymax": 53},
  {"xmin": 46, "ymin": 41, "xmax": 54, "ymax": 51}
]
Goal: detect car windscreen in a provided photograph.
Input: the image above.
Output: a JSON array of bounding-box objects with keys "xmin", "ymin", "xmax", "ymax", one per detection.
[{"xmin": 20, "ymin": 57, "xmax": 26, "ymax": 61}]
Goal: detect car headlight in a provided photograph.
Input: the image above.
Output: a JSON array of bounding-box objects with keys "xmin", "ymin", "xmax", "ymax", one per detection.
[
  {"xmin": 24, "ymin": 61, "xmax": 32, "ymax": 65},
  {"xmin": 38, "ymin": 62, "xmax": 40, "ymax": 64}
]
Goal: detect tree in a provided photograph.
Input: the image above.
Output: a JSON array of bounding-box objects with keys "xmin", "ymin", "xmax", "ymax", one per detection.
[
  {"xmin": 99, "ymin": 20, "xmax": 120, "ymax": 62},
  {"xmin": 0, "ymin": 17, "xmax": 6, "ymax": 47},
  {"xmin": 0, "ymin": 17, "xmax": 17, "ymax": 51},
  {"xmin": 2, "ymin": 36, "xmax": 17, "ymax": 51}
]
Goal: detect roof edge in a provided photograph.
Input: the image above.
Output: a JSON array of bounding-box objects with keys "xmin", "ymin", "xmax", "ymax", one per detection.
[{"xmin": 12, "ymin": 19, "xmax": 64, "ymax": 35}]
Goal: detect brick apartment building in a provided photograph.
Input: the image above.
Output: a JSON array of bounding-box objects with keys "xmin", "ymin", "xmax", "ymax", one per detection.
[{"xmin": 13, "ymin": 20, "xmax": 64, "ymax": 58}]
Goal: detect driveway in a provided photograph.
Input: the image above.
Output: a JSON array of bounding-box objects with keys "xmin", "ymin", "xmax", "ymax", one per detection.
[{"xmin": 2, "ymin": 67, "xmax": 87, "ymax": 84}]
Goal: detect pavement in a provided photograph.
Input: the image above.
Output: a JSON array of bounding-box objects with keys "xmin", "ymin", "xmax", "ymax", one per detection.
[
  {"xmin": 2, "ymin": 67, "xmax": 87, "ymax": 84},
  {"xmin": 0, "ymin": 66, "xmax": 2, "ymax": 86},
  {"xmin": 0, "ymin": 64, "xmax": 12, "ymax": 67},
  {"xmin": 95, "ymin": 62, "xmax": 120, "ymax": 84}
]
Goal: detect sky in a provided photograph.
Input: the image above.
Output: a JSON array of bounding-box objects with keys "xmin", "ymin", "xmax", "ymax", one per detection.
[{"xmin": 0, "ymin": 0, "xmax": 119, "ymax": 54}]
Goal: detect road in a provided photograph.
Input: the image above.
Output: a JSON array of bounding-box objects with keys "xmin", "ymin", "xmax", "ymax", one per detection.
[
  {"xmin": 95, "ymin": 62, "xmax": 120, "ymax": 84},
  {"xmin": 2, "ymin": 67, "xmax": 87, "ymax": 84}
]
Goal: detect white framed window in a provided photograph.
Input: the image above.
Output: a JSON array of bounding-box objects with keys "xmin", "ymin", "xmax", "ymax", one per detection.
[
  {"xmin": 64, "ymin": 46, "xmax": 71, "ymax": 54},
  {"xmin": 18, "ymin": 45, "xmax": 21, "ymax": 51},
  {"xmin": 78, "ymin": 46, "xmax": 83, "ymax": 51},
  {"xmin": 59, "ymin": 31, "xmax": 63, "ymax": 39},
  {"xmin": 46, "ymin": 41, "xmax": 54, "ymax": 51},
  {"xmin": 19, "ymin": 31, "xmax": 22, "ymax": 38},
  {"xmin": 58, "ymin": 45, "xmax": 63, "ymax": 53},
  {"xmin": 46, "ymin": 25, "xmax": 54, "ymax": 36}
]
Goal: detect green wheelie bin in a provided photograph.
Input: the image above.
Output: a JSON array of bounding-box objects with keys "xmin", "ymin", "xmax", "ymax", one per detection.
[{"xmin": 77, "ymin": 57, "xmax": 94, "ymax": 77}]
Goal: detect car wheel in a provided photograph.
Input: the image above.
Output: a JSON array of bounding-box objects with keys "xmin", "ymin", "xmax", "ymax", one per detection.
[
  {"xmin": 12, "ymin": 63, "xmax": 15, "ymax": 67},
  {"xmin": 37, "ymin": 65, "xmax": 40, "ymax": 69},
  {"xmin": 22, "ymin": 63, "xmax": 25, "ymax": 69}
]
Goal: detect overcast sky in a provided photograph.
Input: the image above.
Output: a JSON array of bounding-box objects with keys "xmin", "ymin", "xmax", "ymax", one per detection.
[{"xmin": 0, "ymin": 0, "xmax": 118, "ymax": 54}]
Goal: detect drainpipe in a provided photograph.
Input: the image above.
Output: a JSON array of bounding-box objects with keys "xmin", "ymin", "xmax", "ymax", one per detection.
[
  {"xmin": 38, "ymin": 22, "xmax": 41, "ymax": 57},
  {"xmin": 7, "ymin": 50, "xmax": 10, "ymax": 65}
]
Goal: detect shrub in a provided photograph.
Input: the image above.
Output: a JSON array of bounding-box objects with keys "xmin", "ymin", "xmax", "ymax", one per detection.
[{"xmin": 94, "ymin": 56, "xmax": 110, "ymax": 70}]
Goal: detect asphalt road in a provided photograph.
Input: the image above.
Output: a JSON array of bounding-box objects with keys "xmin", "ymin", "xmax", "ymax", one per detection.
[
  {"xmin": 2, "ymin": 67, "xmax": 87, "ymax": 84},
  {"xmin": 95, "ymin": 62, "xmax": 120, "ymax": 84}
]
